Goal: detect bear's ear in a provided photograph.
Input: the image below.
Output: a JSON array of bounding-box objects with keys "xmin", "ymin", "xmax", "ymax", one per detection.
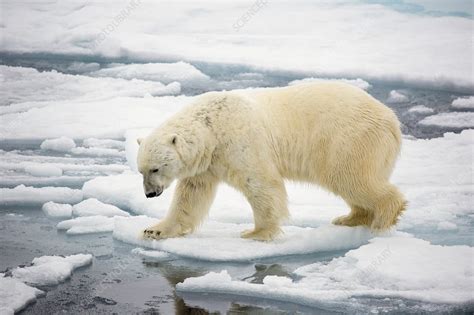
[{"xmin": 136, "ymin": 138, "xmax": 143, "ymax": 145}]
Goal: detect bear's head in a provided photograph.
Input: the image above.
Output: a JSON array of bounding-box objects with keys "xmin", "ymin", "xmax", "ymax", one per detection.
[{"xmin": 136, "ymin": 134, "xmax": 185, "ymax": 198}]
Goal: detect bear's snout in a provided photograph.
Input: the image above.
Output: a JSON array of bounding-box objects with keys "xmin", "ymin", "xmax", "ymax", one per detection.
[{"xmin": 145, "ymin": 187, "xmax": 163, "ymax": 198}]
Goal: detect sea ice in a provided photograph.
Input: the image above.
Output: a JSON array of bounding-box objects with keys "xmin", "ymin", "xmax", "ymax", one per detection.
[
  {"xmin": 0, "ymin": 276, "xmax": 43, "ymax": 315},
  {"xmin": 82, "ymin": 138, "xmax": 125, "ymax": 150},
  {"xmin": 407, "ymin": 105, "xmax": 434, "ymax": 115},
  {"xmin": 90, "ymin": 62, "xmax": 211, "ymax": 88},
  {"xmin": 0, "ymin": 185, "xmax": 83, "ymax": 205},
  {"xmin": 42, "ymin": 201, "xmax": 73, "ymax": 218},
  {"xmin": 24, "ymin": 163, "xmax": 63, "ymax": 177},
  {"xmin": 451, "ymin": 96, "xmax": 474, "ymax": 109},
  {"xmin": 40, "ymin": 137, "xmax": 76, "ymax": 152},
  {"xmin": 177, "ymin": 236, "xmax": 474, "ymax": 307},
  {"xmin": 72, "ymin": 198, "xmax": 130, "ymax": 217},
  {"xmin": 57, "ymin": 216, "xmax": 114, "ymax": 235},
  {"xmin": 288, "ymin": 78, "xmax": 371, "ymax": 90},
  {"xmin": 418, "ymin": 112, "xmax": 474, "ymax": 128},
  {"xmin": 113, "ymin": 216, "xmax": 378, "ymax": 262},
  {"xmin": 12, "ymin": 254, "xmax": 93, "ymax": 286},
  {"xmin": 387, "ymin": 90, "xmax": 408, "ymax": 103}
]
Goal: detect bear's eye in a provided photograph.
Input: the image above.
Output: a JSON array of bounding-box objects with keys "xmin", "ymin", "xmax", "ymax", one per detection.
[{"xmin": 151, "ymin": 168, "xmax": 159, "ymax": 173}]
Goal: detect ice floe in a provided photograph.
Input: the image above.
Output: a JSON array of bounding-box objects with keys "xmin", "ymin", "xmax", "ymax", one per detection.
[
  {"xmin": 0, "ymin": 185, "xmax": 83, "ymax": 205},
  {"xmin": 113, "ymin": 216, "xmax": 378, "ymax": 262},
  {"xmin": 452, "ymin": 96, "xmax": 474, "ymax": 109},
  {"xmin": 72, "ymin": 198, "xmax": 130, "ymax": 217},
  {"xmin": 386, "ymin": 90, "xmax": 408, "ymax": 103},
  {"xmin": 0, "ymin": 65, "xmax": 180, "ymax": 107},
  {"xmin": 0, "ymin": 95, "xmax": 191, "ymax": 139},
  {"xmin": 57, "ymin": 216, "xmax": 114, "ymax": 235},
  {"xmin": 1, "ymin": 2, "xmax": 472, "ymax": 92},
  {"xmin": 0, "ymin": 276, "xmax": 43, "ymax": 315},
  {"xmin": 90, "ymin": 62, "xmax": 211, "ymax": 88},
  {"xmin": 288, "ymin": 78, "xmax": 371, "ymax": 90},
  {"xmin": 40, "ymin": 137, "xmax": 76, "ymax": 152},
  {"xmin": 24, "ymin": 163, "xmax": 63, "ymax": 177},
  {"xmin": 42, "ymin": 201, "xmax": 73, "ymax": 218},
  {"xmin": 418, "ymin": 112, "xmax": 474, "ymax": 128},
  {"xmin": 82, "ymin": 138, "xmax": 125, "ymax": 150},
  {"xmin": 406, "ymin": 105, "xmax": 434, "ymax": 115},
  {"xmin": 177, "ymin": 236, "xmax": 474, "ymax": 307},
  {"xmin": 11, "ymin": 254, "xmax": 93, "ymax": 286}
]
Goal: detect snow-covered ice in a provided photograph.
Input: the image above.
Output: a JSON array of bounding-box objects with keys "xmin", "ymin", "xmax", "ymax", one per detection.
[
  {"xmin": 418, "ymin": 112, "xmax": 474, "ymax": 128},
  {"xmin": 114, "ymin": 216, "xmax": 377, "ymax": 262},
  {"xmin": 452, "ymin": 96, "xmax": 474, "ymax": 110},
  {"xmin": 72, "ymin": 198, "xmax": 130, "ymax": 217},
  {"xmin": 12, "ymin": 254, "xmax": 93, "ymax": 286},
  {"xmin": 1, "ymin": 2, "xmax": 472, "ymax": 93},
  {"xmin": 90, "ymin": 62, "xmax": 211, "ymax": 88},
  {"xmin": 70, "ymin": 147, "xmax": 125, "ymax": 158},
  {"xmin": 42, "ymin": 201, "xmax": 73, "ymax": 218},
  {"xmin": 0, "ymin": 185, "xmax": 83, "ymax": 205},
  {"xmin": 83, "ymin": 138, "xmax": 125, "ymax": 150},
  {"xmin": 24, "ymin": 163, "xmax": 63, "ymax": 177},
  {"xmin": 177, "ymin": 236, "xmax": 474, "ymax": 306},
  {"xmin": 387, "ymin": 90, "xmax": 408, "ymax": 103},
  {"xmin": 0, "ymin": 95, "xmax": 191, "ymax": 139},
  {"xmin": 57, "ymin": 216, "xmax": 115, "ymax": 235},
  {"xmin": 40, "ymin": 137, "xmax": 76, "ymax": 152},
  {"xmin": 407, "ymin": 105, "xmax": 434, "ymax": 115},
  {"xmin": 288, "ymin": 78, "xmax": 371, "ymax": 90},
  {"xmin": 0, "ymin": 65, "xmax": 180, "ymax": 107},
  {"xmin": 0, "ymin": 276, "xmax": 44, "ymax": 315}
]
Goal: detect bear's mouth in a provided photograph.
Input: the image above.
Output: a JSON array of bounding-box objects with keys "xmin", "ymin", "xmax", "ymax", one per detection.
[{"xmin": 145, "ymin": 188, "xmax": 163, "ymax": 198}]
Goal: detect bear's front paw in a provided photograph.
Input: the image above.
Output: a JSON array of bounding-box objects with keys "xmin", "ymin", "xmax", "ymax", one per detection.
[
  {"xmin": 240, "ymin": 228, "xmax": 280, "ymax": 242},
  {"xmin": 142, "ymin": 221, "xmax": 183, "ymax": 240}
]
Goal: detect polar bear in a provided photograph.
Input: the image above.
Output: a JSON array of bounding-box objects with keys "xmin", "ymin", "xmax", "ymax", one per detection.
[{"xmin": 137, "ymin": 82, "xmax": 406, "ymax": 241}]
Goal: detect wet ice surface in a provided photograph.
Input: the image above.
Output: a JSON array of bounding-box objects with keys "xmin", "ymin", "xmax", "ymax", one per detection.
[{"xmin": 1, "ymin": 54, "xmax": 473, "ymax": 314}]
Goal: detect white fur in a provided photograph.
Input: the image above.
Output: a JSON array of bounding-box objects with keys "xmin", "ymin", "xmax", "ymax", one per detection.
[{"xmin": 138, "ymin": 82, "xmax": 406, "ymax": 241}]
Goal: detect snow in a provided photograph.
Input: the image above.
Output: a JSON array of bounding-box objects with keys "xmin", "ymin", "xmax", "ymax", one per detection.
[
  {"xmin": 0, "ymin": 276, "xmax": 43, "ymax": 315},
  {"xmin": 40, "ymin": 137, "xmax": 76, "ymax": 152},
  {"xmin": 0, "ymin": 65, "xmax": 180, "ymax": 107},
  {"xmin": 451, "ymin": 96, "xmax": 474, "ymax": 109},
  {"xmin": 0, "ymin": 185, "xmax": 83, "ymax": 205},
  {"xmin": 177, "ymin": 236, "xmax": 474, "ymax": 306},
  {"xmin": 113, "ymin": 216, "xmax": 378, "ymax": 262},
  {"xmin": 72, "ymin": 198, "xmax": 130, "ymax": 217},
  {"xmin": 42, "ymin": 201, "xmax": 73, "ymax": 218},
  {"xmin": 288, "ymin": 78, "xmax": 371, "ymax": 90},
  {"xmin": 418, "ymin": 112, "xmax": 474, "ymax": 128},
  {"xmin": 131, "ymin": 248, "xmax": 172, "ymax": 261},
  {"xmin": 83, "ymin": 138, "xmax": 125, "ymax": 150},
  {"xmin": 407, "ymin": 105, "xmax": 434, "ymax": 115},
  {"xmin": 57, "ymin": 216, "xmax": 114, "ymax": 235},
  {"xmin": 1, "ymin": 2, "xmax": 472, "ymax": 93},
  {"xmin": 24, "ymin": 164, "xmax": 63, "ymax": 177},
  {"xmin": 0, "ymin": 95, "xmax": 191, "ymax": 140},
  {"xmin": 12, "ymin": 254, "xmax": 93, "ymax": 286},
  {"xmin": 90, "ymin": 62, "xmax": 211, "ymax": 88},
  {"xmin": 70, "ymin": 147, "xmax": 125, "ymax": 157},
  {"xmin": 387, "ymin": 90, "xmax": 408, "ymax": 103}
]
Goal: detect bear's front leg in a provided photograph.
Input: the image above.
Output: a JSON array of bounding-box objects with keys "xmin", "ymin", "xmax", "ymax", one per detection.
[
  {"xmin": 239, "ymin": 175, "xmax": 289, "ymax": 241},
  {"xmin": 143, "ymin": 173, "xmax": 218, "ymax": 240}
]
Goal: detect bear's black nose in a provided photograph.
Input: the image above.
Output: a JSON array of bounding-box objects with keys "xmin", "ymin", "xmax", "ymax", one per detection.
[{"xmin": 146, "ymin": 192, "xmax": 157, "ymax": 198}]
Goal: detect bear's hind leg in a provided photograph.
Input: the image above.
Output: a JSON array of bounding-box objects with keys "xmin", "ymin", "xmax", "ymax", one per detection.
[
  {"xmin": 369, "ymin": 183, "xmax": 407, "ymax": 231},
  {"xmin": 239, "ymin": 176, "xmax": 289, "ymax": 241},
  {"xmin": 332, "ymin": 205, "xmax": 373, "ymax": 227}
]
